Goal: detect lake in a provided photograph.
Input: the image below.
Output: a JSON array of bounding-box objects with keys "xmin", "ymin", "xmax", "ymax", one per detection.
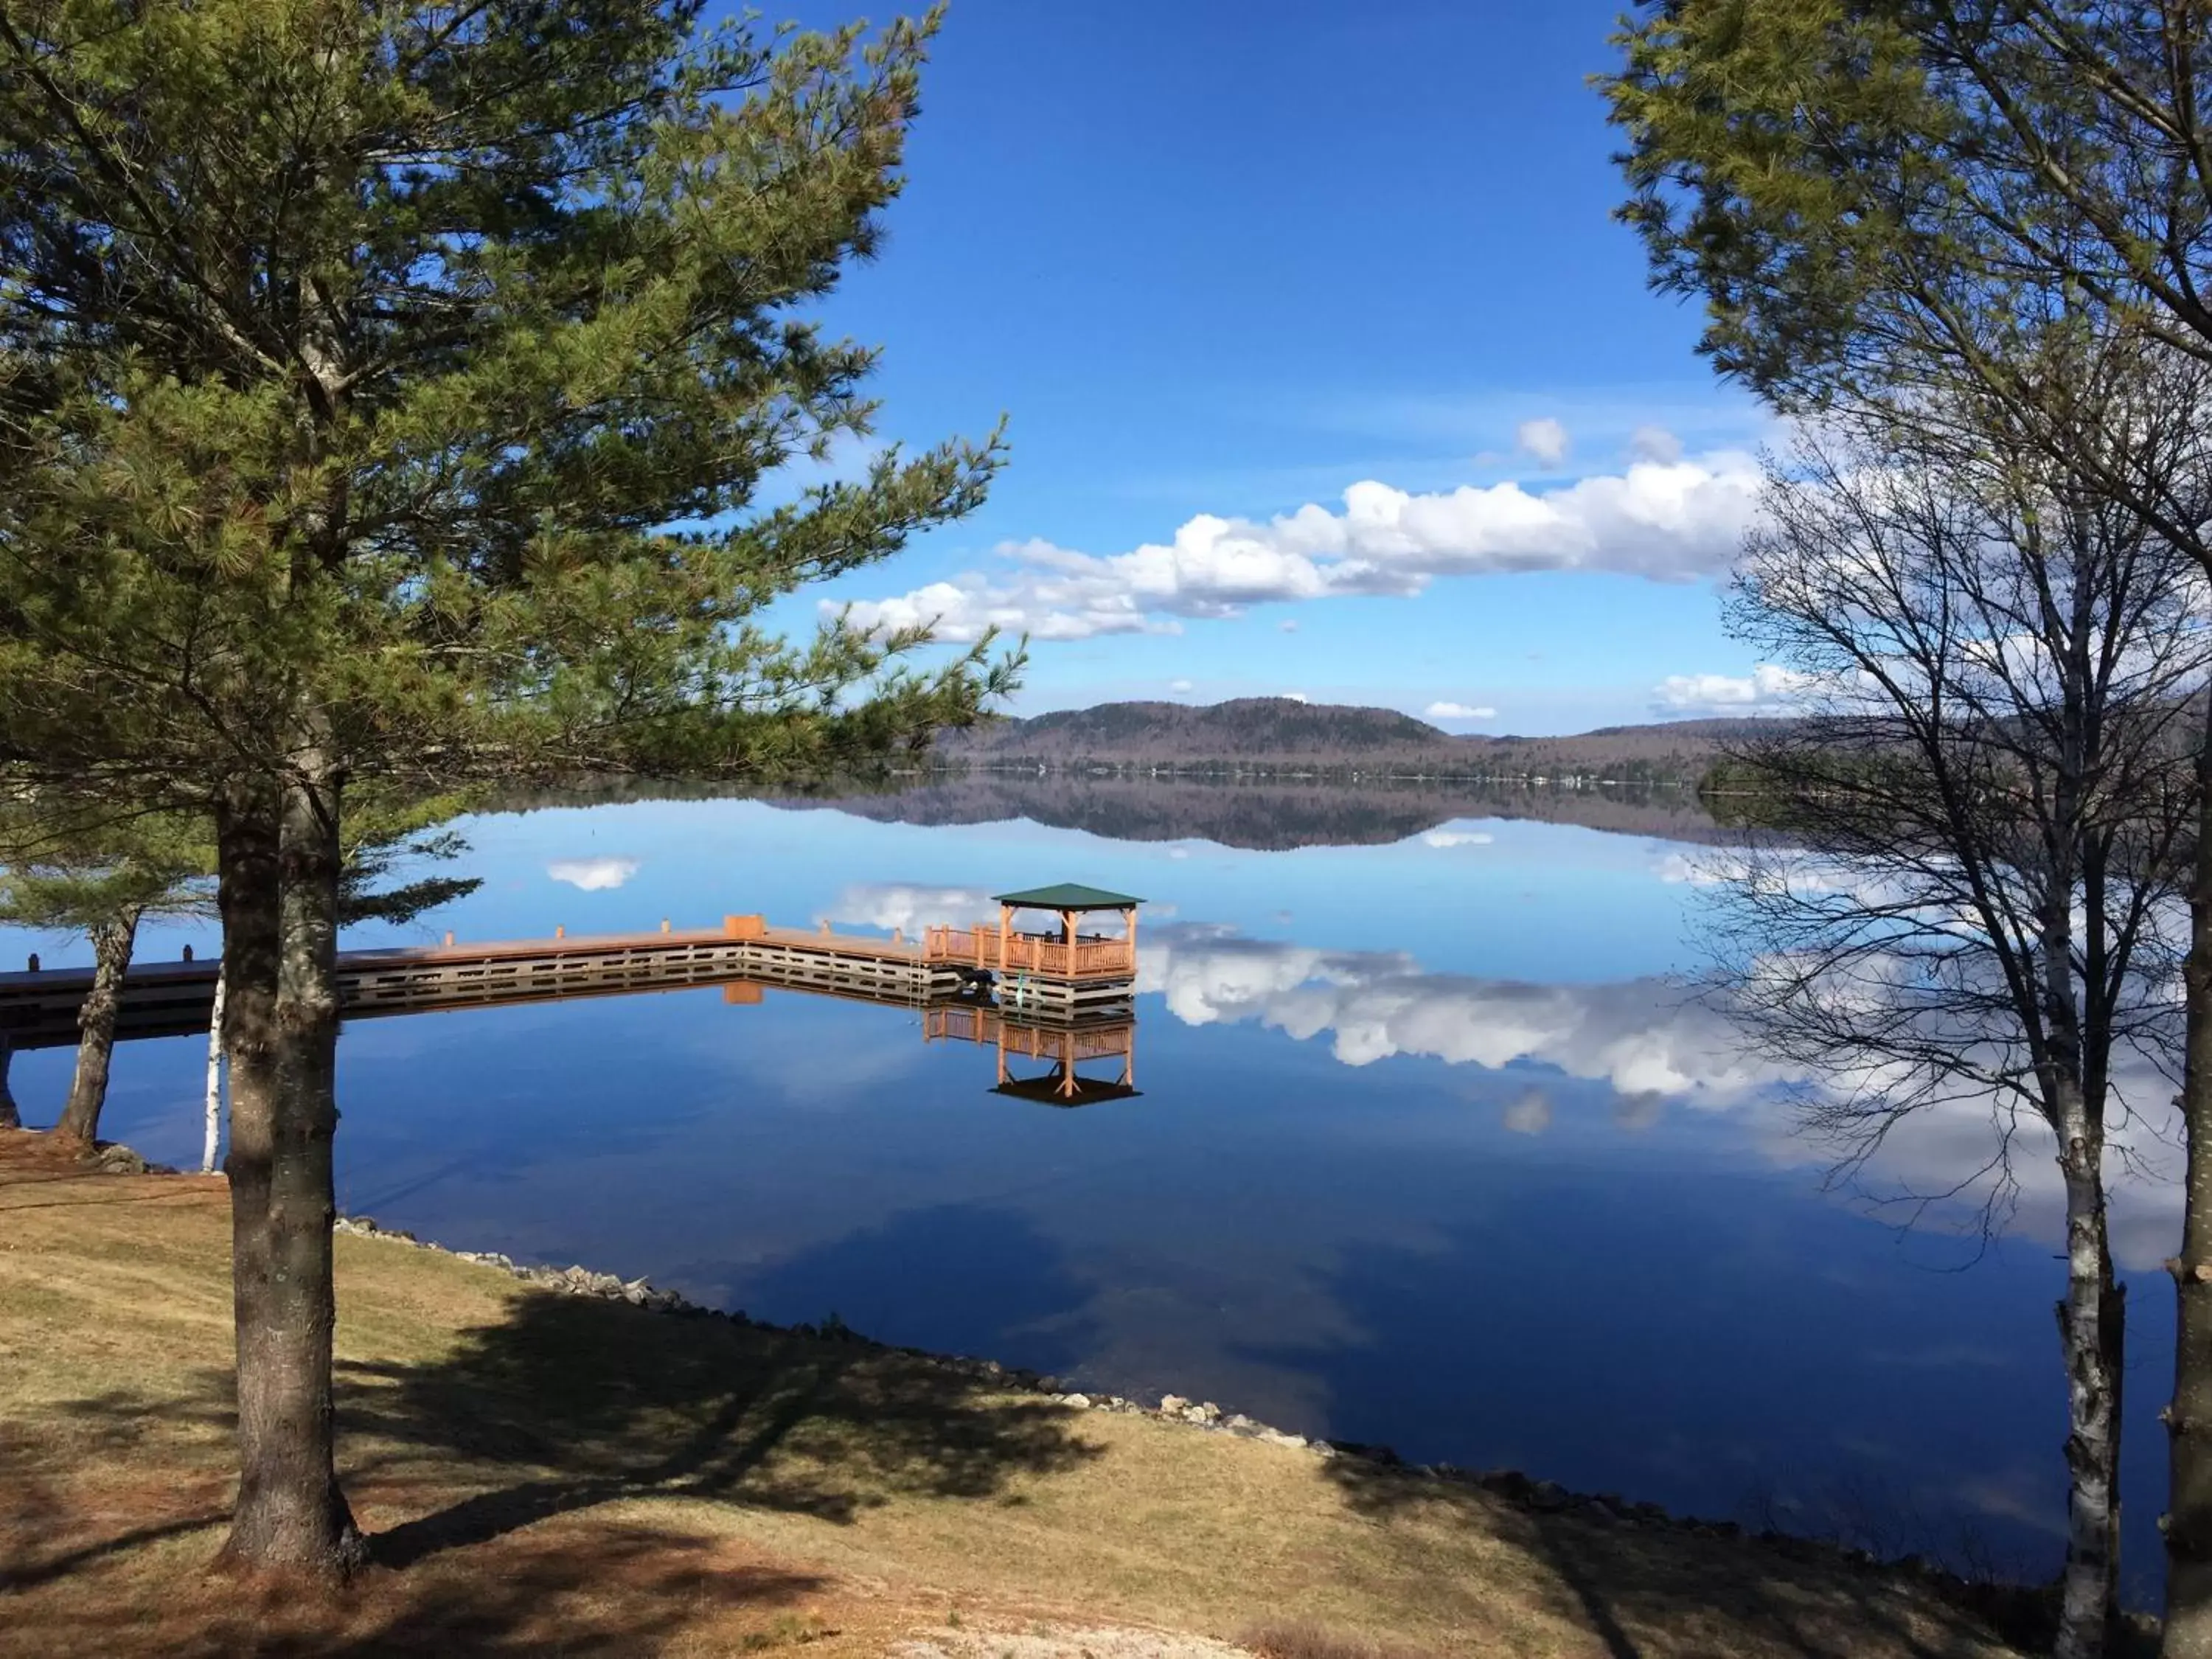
[{"xmin": 4, "ymin": 777, "xmax": 2180, "ymax": 1600}]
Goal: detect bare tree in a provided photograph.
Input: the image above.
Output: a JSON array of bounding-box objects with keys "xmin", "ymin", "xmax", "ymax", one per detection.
[{"xmin": 1706, "ymin": 365, "xmax": 2206, "ymax": 1653}]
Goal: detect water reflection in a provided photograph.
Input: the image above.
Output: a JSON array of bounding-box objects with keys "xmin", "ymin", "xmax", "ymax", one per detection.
[
  {"xmin": 774, "ymin": 773, "xmax": 1733, "ymax": 851},
  {"xmin": 10, "ymin": 789, "xmax": 2176, "ymax": 1598},
  {"xmin": 922, "ymin": 1006, "xmax": 1141, "ymax": 1107},
  {"xmin": 836, "ymin": 882, "xmax": 2183, "ymax": 1273}
]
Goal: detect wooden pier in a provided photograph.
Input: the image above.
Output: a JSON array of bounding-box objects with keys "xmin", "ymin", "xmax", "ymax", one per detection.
[{"xmin": 0, "ymin": 883, "xmax": 1145, "ymax": 1051}]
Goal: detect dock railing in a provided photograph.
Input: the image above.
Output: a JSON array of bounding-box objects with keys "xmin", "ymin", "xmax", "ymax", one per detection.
[
  {"xmin": 923, "ymin": 926, "xmax": 1135, "ymax": 979},
  {"xmin": 922, "ymin": 1006, "xmax": 1135, "ymax": 1060}
]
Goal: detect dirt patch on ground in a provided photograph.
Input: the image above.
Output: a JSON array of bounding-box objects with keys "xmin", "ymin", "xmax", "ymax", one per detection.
[{"xmin": 0, "ymin": 1128, "xmax": 2027, "ymax": 1657}]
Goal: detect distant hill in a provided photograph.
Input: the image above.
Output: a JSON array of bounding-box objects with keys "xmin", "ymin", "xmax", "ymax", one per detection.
[{"xmin": 933, "ymin": 698, "xmax": 1768, "ymax": 785}]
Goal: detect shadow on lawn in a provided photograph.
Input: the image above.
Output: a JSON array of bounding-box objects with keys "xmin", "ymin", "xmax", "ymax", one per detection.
[
  {"xmin": 7, "ymin": 1518, "xmax": 830, "ymax": 1659},
  {"xmin": 1319, "ymin": 1451, "xmax": 2045, "ymax": 1659},
  {"xmin": 347, "ymin": 1287, "xmax": 1103, "ymax": 1566},
  {"xmin": 3, "ymin": 1279, "xmax": 1100, "ymax": 1657}
]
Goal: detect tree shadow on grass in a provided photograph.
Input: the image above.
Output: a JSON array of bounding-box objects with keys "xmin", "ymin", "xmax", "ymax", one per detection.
[
  {"xmin": 0, "ymin": 1390, "xmax": 234, "ymax": 1595},
  {"xmin": 4, "ymin": 1518, "xmax": 831, "ymax": 1659},
  {"xmin": 344, "ymin": 1284, "xmax": 1100, "ymax": 1568},
  {"xmin": 336, "ymin": 1201, "xmax": 1107, "ymax": 1567},
  {"xmin": 7, "ymin": 1200, "xmax": 1105, "ymax": 1655},
  {"xmin": 4, "ymin": 1290, "xmax": 1098, "ymax": 1657},
  {"xmin": 1318, "ymin": 1450, "xmax": 2033, "ymax": 1659}
]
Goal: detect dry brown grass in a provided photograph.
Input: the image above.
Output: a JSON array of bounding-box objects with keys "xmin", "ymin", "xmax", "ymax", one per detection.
[
  {"xmin": 1242, "ymin": 1621, "xmax": 1441, "ymax": 1659},
  {"xmin": 0, "ymin": 1129, "xmax": 2025, "ymax": 1658}
]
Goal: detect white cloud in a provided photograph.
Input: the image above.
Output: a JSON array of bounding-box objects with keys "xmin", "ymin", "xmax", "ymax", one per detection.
[
  {"xmin": 546, "ymin": 858, "xmax": 639, "ymax": 892},
  {"xmin": 1653, "ymin": 662, "xmax": 1820, "ymax": 717},
  {"xmin": 1425, "ymin": 700, "xmax": 1498, "ymax": 720},
  {"xmin": 1516, "ymin": 417, "xmax": 1571, "ymax": 467},
  {"xmin": 819, "ymin": 883, "xmax": 994, "ymax": 935},
  {"xmin": 1421, "ymin": 830, "xmax": 1496, "ymax": 849},
  {"xmin": 1281, "ymin": 691, "xmax": 1310, "ymax": 703},
  {"xmin": 1279, "ymin": 619, "xmax": 1300, "ymax": 633},
  {"xmin": 1630, "ymin": 424, "xmax": 1685, "ymax": 465},
  {"xmin": 838, "ymin": 453, "xmax": 1765, "ymax": 644},
  {"xmin": 1168, "ymin": 678, "xmax": 1195, "ymax": 693}
]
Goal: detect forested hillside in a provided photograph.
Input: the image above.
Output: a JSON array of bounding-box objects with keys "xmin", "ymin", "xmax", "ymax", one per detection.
[{"xmin": 935, "ymin": 698, "xmax": 1765, "ymax": 784}]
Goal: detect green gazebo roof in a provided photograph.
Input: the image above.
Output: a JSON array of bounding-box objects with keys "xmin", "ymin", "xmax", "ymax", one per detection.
[{"xmin": 993, "ymin": 883, "xmax": 1144, "ymax": 911}]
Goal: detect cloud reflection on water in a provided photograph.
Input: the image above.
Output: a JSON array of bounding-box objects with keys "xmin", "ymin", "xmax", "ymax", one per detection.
[
  {"xmin": 824, "ymin": 881, "xmax": 2183, "ymax": 1268},
  {"xmin": 1141, "ymin": 917, "xmax": 2182, "ymax": 1268},
  {"xmin": 546, "ymin": 857, "xmax": 641, "ymax": 891}
]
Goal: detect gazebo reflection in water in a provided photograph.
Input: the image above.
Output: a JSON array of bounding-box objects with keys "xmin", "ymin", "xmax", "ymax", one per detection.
[{"xmin": 921, "ymin": 1004, "xmax": 1138, "ymax": 1108}]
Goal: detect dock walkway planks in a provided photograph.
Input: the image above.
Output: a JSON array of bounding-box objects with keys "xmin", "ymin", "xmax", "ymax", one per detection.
[{"xmin": 0, "ymin": 914, "xmax": 1136, "ymax": 1051}]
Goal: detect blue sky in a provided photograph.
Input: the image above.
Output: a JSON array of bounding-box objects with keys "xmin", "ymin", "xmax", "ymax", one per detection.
[{"xmin": 748, "ymin": 1, "xmax": 1778, "ymax": 734}]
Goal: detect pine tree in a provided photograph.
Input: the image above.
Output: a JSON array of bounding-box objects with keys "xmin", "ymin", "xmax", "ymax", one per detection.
[{"xmin": 0, "ymin": 0, "xmax": 1014, "ymax": 1579}]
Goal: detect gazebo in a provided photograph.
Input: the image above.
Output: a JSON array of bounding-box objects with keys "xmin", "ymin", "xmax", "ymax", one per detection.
[{"xmin": 993, "ymin": 883, "xmax": 1142, "ymax": 978}]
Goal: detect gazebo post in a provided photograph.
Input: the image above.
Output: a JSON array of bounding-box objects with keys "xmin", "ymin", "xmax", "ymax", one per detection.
[
  {"xmin": 999, "ymin": 903, "xmax": 1012, "ymax": 970},
  {"xmin": 1063, "ymin": 908, "xmax": 1077, "ymax": 964},
  {"xmin": 1124, "ymin": 904, "xmax": 1138, "ymax": 970}
]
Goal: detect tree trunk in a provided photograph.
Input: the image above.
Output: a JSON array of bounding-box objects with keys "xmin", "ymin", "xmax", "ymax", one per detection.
[
  {"xmin": 2056, "ymin": 1113, "xmax": 2124, "ymax": 1659},
  {"xmin": 2166, "ymin": 711, "xmax": 2212, "ymax": 1656},
  {"xmin": 203, "ymin": 961, "xmax": 226, "ymax": 1175},
  {"xmin": 2107, "ymin": 1262, "xmax": 2129, "ymax": 1641},
  {"xmin": 212, "ymin": 771, "xmax": 364, "ymax": 1579},
  {"xmin": 53, "ymin": 909, "xmax": 140, "ymax": 1147},
  {"xmin": 0, "ymin": 1026, "xmax": 18, "ymax": 1132}
]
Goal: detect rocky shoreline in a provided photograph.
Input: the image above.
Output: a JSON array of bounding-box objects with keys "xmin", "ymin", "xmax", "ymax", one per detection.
[
  {"xmin": 71, "ymin": 1142, "xmax": 2073, "ymax": 1650},
  {"xmin": 327, "ymin": 1205, "xmax": 2076, "ymax": 1648}
]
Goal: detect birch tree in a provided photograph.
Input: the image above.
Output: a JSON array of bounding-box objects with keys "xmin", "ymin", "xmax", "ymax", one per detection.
[
  {"xmin": 1702, "ymin": 347, "xmax": 2208, "ymax": 1656},
  {"xmin": 1601, "ymin": 10, "xmax": 2212, "ymax": 1645}
]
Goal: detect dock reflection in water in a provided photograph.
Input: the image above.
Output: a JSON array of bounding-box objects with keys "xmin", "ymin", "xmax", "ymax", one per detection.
[{"xmin": 921, "ymin": 1006, "xmax": 1138, "ymax": 1107}]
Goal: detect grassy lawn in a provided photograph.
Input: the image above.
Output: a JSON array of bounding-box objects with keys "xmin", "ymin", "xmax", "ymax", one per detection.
[{"xmin": 0, "ymin": 1129, "xmax": 2025, "ymax": 1658}]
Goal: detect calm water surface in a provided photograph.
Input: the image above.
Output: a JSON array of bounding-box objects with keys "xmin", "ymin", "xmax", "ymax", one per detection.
[{"xmin": 9, "ymin": 783, "xmax": 2180, "ymax": 1597}]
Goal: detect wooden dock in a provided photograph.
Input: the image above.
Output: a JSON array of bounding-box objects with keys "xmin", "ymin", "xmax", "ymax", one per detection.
[{"xmin": 0, "ymin": 907, "xmax": 1141, "ymax": 1051}]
